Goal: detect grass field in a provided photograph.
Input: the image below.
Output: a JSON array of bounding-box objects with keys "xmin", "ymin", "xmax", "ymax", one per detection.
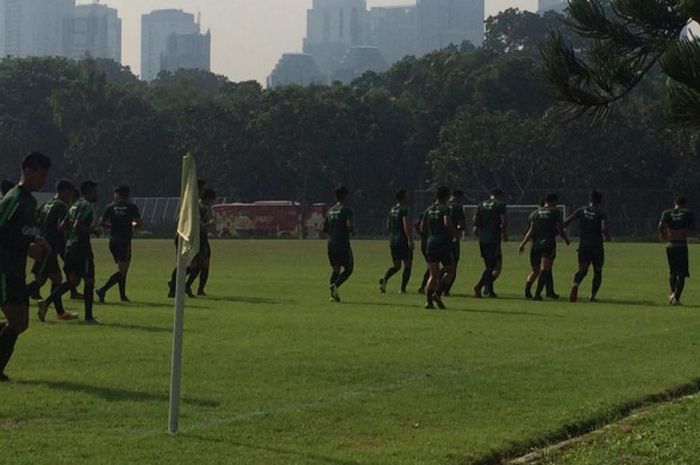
[{"xmin": 1, "ymin": 239, "xmax": 699, "ymax": 465}]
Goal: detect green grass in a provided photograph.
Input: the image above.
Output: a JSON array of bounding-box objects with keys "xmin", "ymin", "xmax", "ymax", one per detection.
[
  {"xmin": 532, "ymin": 394, "xmax": 700, "ymax": 465},
  {"xmin": 1, "ymin": 240, "xmax": 700, "ymax": 465}
]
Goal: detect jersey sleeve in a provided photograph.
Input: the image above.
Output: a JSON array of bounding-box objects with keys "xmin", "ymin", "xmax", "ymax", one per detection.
[
  {"xmin": 345, "ymin": 207, "xmax": 354, "ymax": 222},
  {"xmin": 78, "ymin": 203, "xmax": 93, "ymax": 224},
  {"xmin": 660, "ymin": 211, "xmax": 669, "ymax": 227},
  {"xmin": 100, "ymin": 205, "xmax": 113, "ymax": 224}
]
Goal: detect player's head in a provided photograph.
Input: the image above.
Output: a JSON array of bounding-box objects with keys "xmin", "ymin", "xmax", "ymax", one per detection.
[
  {"xmin": 114, "ymin": 185, "xmax": 130, "ymax": 200},
  {"xmin": 452, "ymin": 190, "xmax": 465, "ymax": 203},
  {"xmin": 490, "ymin": 188, "xmax": 503, "ymax": 200},
  {"xmin": 56, "ymin": 179, "xmax": 74, "ymax": 201},
  {"xmin": 544, "ymin": 193, "xmax": 558, "ymax": 206},
  {"xmin": 81, "ymin": 180, "xmax": 98, "ymax": 203},
  {"xmin": 436, "ymin": 186, "xmax": 451, "ymax": 202},
  {"xmin": 21, "ymin": 152, "xmax": 52, "ymax": 192},
  {"xmin": 675, "ymin": 196, "xmax": 687, "ymax": 208},
  {"xmin": 395, "ymin": 189, "xmax": 408, "ymax": 204},
  {"xmin": 1, "ymin": 180, "xmax": 15, "ymax": 196},
  {"xmin": 202, "ymin": 188, "xmax": 217, "ymax": 205},
  {"xmin": 589, "ymin": 191, "xmax": 603, "ymax": 205},
  {"xmin": 335, "ymin": 186, "xmax": 350, "ymax": 203}
]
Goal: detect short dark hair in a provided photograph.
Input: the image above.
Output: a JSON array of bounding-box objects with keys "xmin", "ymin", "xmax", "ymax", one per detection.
[
  {"xmin": 395, "ymin": 189, "xmax": 407, "ymax": 202},
  {"xmin": 452, "ymin": 190, "xmax": 465, "ymax": 199},
  {"xmin": 1, "ymin": 180, "xmax": 15, "ymax": 196},
  {"xmin": 80, "ymin": 180, "xmax": 98, "ymax": 196},
  {"xmin": 436, "ymin": 186, "xmax": 451, "ymax": 201},
  {"xmin": 675, "ymin": 196, "xmax": 687, "ymax": 207},
  {"xmin": 56, "ymin": 179, "xmax": 74, "ymax": 193},
  {"xmin": 335, "ymin": 186, "xmax": 349, "ymax": 201},
  {"xmin": 114, "ymin": 185, "xmax": 130, "ymax": 198},
  {"xmin": 22, "ymin": 152, "xmax": 52, "ymax": 171},
  {"xmin": 589, "ymin": 191, "xmax": 603, "ymax": 204},
  {"xmin": 545, "ymin": 193, "xmax": 558, "ymax": 204},
  {"xmin": 491, "ymin": 188, "xmax": 503, "ymax": 197},
  {"xmin": 202, "ymin": 188, "xmax": 217, "ymax": 201}
]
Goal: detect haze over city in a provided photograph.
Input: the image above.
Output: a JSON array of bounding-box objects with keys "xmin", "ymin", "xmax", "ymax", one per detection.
[{"xmin": 77, "ymin": 0, "xmax": 534, "ymax": 83}]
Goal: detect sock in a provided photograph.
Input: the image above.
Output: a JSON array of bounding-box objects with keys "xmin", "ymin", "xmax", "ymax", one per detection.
[
  {"xmin": 383, "ymin": 266, "xmax": 400, "ymax": 283},
  {"xmin": 481, "ymin": 270, "xmax": 494, "ymax": 294},
  {"xmin": 536, "ymin": 271, "xmax": 549, "ymax": 297},
  {"xmin": 186, "ymin": 269, "xmax": 200, "ymax": 291},
  {"xmin": 669, "ymin": 275, "xmax": 678, "ymax": 293},
  {"xmin": 421, "ymin": 270, "xmax": 430, "ymax": 289},
  {"xmin": 102, "ymin": 272, "xmax": 121, "ymax": 294},
  {"xmin": 592, "ymin": 270, "xmax": 602, "ymax": 298},
  {"xmin": 44, "ymin": 281, "xmax": 72, "ymax": 311},
  {"xmin": 119, "ymin": 273, "xmax": 127, "ymax": 299},
  {"xmin": 546, "ymin": 271, "xmax": 556, "ymax": 296},
  {"xmin": 436, "ymin": 278, "xmax": 448, "ymax": 296},
  {"xmin": 26, "ymin": 280, "xmax": 42, "ymax": 300},
  {"xmin": 675, "ymin": 276, "xmax": 686, "ymax": 301},
  {"xmin": 401, "ymin": 266, "xmax": 412, "ymax": 292},
  {"xmin": 525, "ymin": 281, "xmax": 534, "ymax": 295},
  {"xmin": 574, "ymin": 270, "xmax": 587, "ymax": 287},
  {"xmin": 330, "ymin": 272, "xmax": 340, "ymax": 286},
  {"xmin": 52, "ymin": 284, "xmax": 66, "ymax": 315},
  {"xmin": 169, "ymin": 268, "xmax": 178, "ymax": 292},
  {"xmin": 84, "ymin": 284, "xmax": 94, "ymax": 321},
  {"xmin": 197, "ymin": 268, "xmax": 209, "ymax": 294},
  {"xmin": 0, "ymin": 326, "xmax": 19, "ymax": 375},
  {"xmin": 335, "ymin": 264, "xmax": 354, "ymax": 288}
]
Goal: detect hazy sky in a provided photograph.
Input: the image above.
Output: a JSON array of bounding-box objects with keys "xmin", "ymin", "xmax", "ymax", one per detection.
[{"xmin": 78, "ymin": 0, "xmax": 534, "ymax": 83}]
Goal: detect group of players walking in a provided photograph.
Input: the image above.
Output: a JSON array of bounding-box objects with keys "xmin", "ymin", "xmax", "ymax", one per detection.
[{"xmin": 324, "ymin": 186, "xmax": 695, "ymax": 309}]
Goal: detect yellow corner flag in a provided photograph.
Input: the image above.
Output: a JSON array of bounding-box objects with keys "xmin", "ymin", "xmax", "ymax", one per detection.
[{"xmin": 169, "ymin": 153, "xmax": 200, "ymax": 434}]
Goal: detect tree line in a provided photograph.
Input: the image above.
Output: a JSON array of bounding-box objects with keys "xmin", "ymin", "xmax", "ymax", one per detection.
[{"xmin": 0, "ymin": 8, "xmax": 697, "ymax": 233}]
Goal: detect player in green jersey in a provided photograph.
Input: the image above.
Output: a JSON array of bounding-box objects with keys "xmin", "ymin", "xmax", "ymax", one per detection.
[
  {"xmin": 40, "ymin": 181, "xmax": 100, "ymax": 324},
  {"xmin": 1, "ymin": 180, "xmax": 15, "ymax": 197},
  {"xmin": 658, "ymin": 196, "xmax": 696, "ymax": 305},
  {"xmin": 563, "ymin": 191, "xmax": 610, "ymax": 303},
  {"xmin": 379, "ymin": 190, "xmax": 415, "ymax": 294},
  {"xmin": 473, "ymin": 189, "xmax": 508, "ymax": 298},
  {"xmin": 28, "ymin": 180, "xmax": 79, "ymax": 321},
  {"xmin": 0, "ymin": 152, "xmax": 52, "ymax": 382},
  {"xmin": 323, "ymin": 186, "xmax": 354, "ymax": 303},
  {"xmin": 519, "ymin": 193, "xmax": 570, "ymax": 301},
  {"xmin": 420, "ymin": 186, "xmax": 458, "ymax": 309},
  {"xmin": 416, "ymin": 211, "xmax": 431, "ymax": 294},
  {"xmin": 443, "ymin": 190, "xmax": 466, "ymax": 296},
  {"xmin": 97, "ymin": 186, "xmax": 142, "ymax": 304}
]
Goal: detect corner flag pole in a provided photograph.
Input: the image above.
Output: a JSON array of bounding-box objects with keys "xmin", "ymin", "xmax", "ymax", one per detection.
[{"xmin": 169, "ymin": 154, "xmax": 200, "ymax": 434}]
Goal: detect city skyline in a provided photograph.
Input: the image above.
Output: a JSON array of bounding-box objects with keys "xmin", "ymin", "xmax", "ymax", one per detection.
[{"xmin": 77, "ymin": 0, "xmax": 534, "ymax": 83}]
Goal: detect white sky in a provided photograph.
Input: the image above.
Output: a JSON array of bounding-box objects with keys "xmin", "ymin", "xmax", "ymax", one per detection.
[{"xmin": 78, "ymin": 0, "xmax": 534, "ymax": 83}]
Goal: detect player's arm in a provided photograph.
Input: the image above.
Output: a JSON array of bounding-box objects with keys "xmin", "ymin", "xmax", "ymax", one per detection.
[
  {"xmin": 472, "ymin": 208, "xmax": 481, "ymax": 236},
  {"xmin": 99, "ymin": 207, "xmax": 111, "ymax": 230},
  {"xmin": 562, "ymin": 213, "xmax": 577, "ymax": 229},
  {"xmin": 658, "ymin": 218, "xmax": 668, "ymax": 241},
  {"xmin": 518, "ymin": 224, "xmax": 534, "ymax": 254},
  {"xmin": 501, "ymin": 208, "xmax": 509, "ymax": 242},
  {"xmin": 444, "ymin": 214, "xmax": 458, "ymax": 240},
  {"xmin": 402, "ymin": 215, "xmax": 415, "ymax": 249},
  {"xmin": 602, "ymin": 219, "xmax": 611, "ymax": 242},
  {"xmin": 557, "ymin": 221, "xmax": 571, "ymax": 246},
  {"xmin": 346, "ymin": 210, "xmax": 355, "ymax": 236}
]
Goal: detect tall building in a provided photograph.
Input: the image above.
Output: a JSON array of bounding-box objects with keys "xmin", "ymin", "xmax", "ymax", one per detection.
[
  {"xmin": 303, "ymin": 0, "xmax": 370, "ymax": 76},
  {"xmin": 538, "ymin": 0, "xmax": 566, "ymax": 14},
  {"xmin": 416, "ymin": 0, "xmax": 484, "ymax": 56},
  {"xmin": 141, "ymin": 9, "xmax": 204, "ymax": 81},
  {"xmin": 333, "ymin": 46, "xmax": 388, "ymax": 84},
  {"xmin": 70, "ymin": 3, "xmax": 121, "ymax": 62},
  {"xmin": 369, "ymin": 5, "xmax": 416, "ymax": 65},
  {"xmin": 160, "ymin": 30, "xmax": 211, "ymax": 75},
  {"xmin": 267, "ymin": 53, "xmax": 325, "ymax": 88},
  {"xmin": 0, "ymin": 0, "xmax": 75, "ymax": 58}
]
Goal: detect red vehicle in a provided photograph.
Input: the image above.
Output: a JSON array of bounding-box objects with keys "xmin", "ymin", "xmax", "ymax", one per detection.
[{"xmin": 212, "ymin": 201, "xmax": 328, "ymax": 239}]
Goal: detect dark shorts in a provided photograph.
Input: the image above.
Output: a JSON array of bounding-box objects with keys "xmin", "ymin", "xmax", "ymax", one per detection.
[
  {"xmin": 451, "ymin": 242, "xmax": 461, "ymax": 263},
  {"xmin": 578, "ymin": 244, "xmax": 605, "ymax": 269},
  {"xmin": 64, "ymin": 251, "xmax": 95, "ymax": 279},
  {"xmin": 0, "ymin": 272, "xmax": 28, "ymax": 306},
  {"xmin": 328, "ymin": 243, "xmax": 353, "ymax": 268},
  {"xmin": 480, "ymin": 242, "xmax": 503, "ymax": 270},
  {"xmin": 667, "ymin": 243, "xmax": 690, "ymax": 277},
  {"xmin": 110, "ymin": 240, "xmax": 132, "ymax": 263},
  {"xmin": 426, "ymin": 244, "xmax": 454, "ymax": 267},
  {"xmin": 530, "ymin": 246, "xmax": 556, "ymax": 269},
  {"xmin": 31, "ymin": 252, "xmax": 61, "ymax": 277},
  {"xmin": 391, "ymin": 243, "xmax": 413, "ymax": 262}
]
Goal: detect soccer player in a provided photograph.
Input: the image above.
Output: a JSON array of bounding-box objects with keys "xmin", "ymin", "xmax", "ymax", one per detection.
[
  {"xmin": 659, "ymin": 197, "xmax": 695, "ymax": 306},
  {"xmin": 1, "ymin": 180, "xmax": 15, "ymax": 197},
  {"xmin": 96, "ymin": 186, "xmax": 142, "ymax": 303},
  {"xmin": 0, "ymin": 152, "xmax": 53, "ymax": 382},
  {"xmin": 324, "ymin": 186, "xmax": 354, "ymax": 303},
  {"xmin": 473, "ymin": 189, "xmax": 508, "ymax": 298},
  {"xmin": 564, "ymin": 191, "xmax": 610, "ymax": 303},
  {"xmin": 379, "ymin": 189, "xmax": 414, "ymax": 294},
  {"xmin": 39, "ymin": 181, "xmax": 100, "ymax": 324},
  {"xmin": 28, "ymin": 180, "xmax": 79, "ymax": 321},
  {"xmin": 416, "ymin": 213, "xmax": 430, "ymax": 295},
  {"xmin": 421, "ymin": 186, "xmax": 458, "ymax": 309},
  {"xmin": 443, "ymin": 190, "xmax": 466, "ymax": 296},
  {"xmin": 519, "ymin": 193, "xmax": 570, "ymax": 301}
]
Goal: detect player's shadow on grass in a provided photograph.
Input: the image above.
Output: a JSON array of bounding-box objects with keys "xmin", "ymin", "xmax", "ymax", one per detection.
[
  {"xmin": 186, "ymin": 435, "xmax": 361, "ymax": 465},
  {"xmin": 204, "ymin": 295, "xmax": 298, "ymax": 305},
  {"xmin": 601, "ymin": 298, "xmax": 700, "ymax": 309},
  {"xmin": 18, "ymin": 380, "xmax": 219, "ymax": 408},
  {"xmin": 449, "ymin": 307, "xmax": 562, "ymax": 318},
  {"xmin": 98, "ymin": 322, "xmax": 175, "ymax": 334}
]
